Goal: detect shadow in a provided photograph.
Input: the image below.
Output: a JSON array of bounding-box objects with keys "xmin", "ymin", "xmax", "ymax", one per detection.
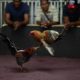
[
  {"xmin": 9, "ymin": 67, "xmax": 30, "ymax": 73},
  {"xmin": 53, "ymin": 66, "xmax": 80, "ymax": 71},
  {"xmin": 9, "ymin": 66, "xmax": 53, "ymax": 73},
  {"xmin": 36, "ymin": 68, "xmax": 53, "ymax": 72},
  {"xmin": 3, "ymin": 64, "xmax": 80, "ymax": 74}
]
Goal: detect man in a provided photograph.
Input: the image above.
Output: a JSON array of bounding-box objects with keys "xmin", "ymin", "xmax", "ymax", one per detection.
[
  {"xmin": 3, "ymin": 0, "xmax": 30, "ymax": 50},
  {"xmin": 35, "ymin": 0, "xmax": 59, "ymax": 30},
  {"xmin": 63, "ymin": 0, "xmax": 80, "ymax": 29},
  {"xmin": 4, "ymin": 0, "xmax": 30, "ymax": 30},
  {"xmin": 30, "ymin": 30, "xmax": 60, "ymax": 56}
]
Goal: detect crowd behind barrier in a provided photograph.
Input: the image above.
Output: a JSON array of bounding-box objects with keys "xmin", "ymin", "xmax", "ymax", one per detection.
[{"xmin": 0, "ymin": 0, "xmax": 67, "ymax": 27}]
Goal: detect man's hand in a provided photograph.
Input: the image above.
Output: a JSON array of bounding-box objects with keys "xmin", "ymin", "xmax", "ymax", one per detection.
[
  {"xmin": 41, "ymin": 21, "xmax": 53, "ymax": 28},
  {"xmin": 64, "ymin": 22, "xmax": 77, "ymax": 30},
  {"xmin": 41, "ymin": 21, "xmax": 48, "ymax": 27},
  {"xmin": 13, "ymin": 21, "xmax": 21, "ymax": 30}
]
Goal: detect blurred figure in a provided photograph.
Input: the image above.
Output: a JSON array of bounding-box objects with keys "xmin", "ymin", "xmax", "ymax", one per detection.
[
  {"xmin": 4, "ymin": 0, "xmax": 30, "ymax": 30},
  {"xmin": 30, "ymin": 30, "xmax": 59, "ymax": 43},
  {"xmin": 30, "ymin": 30, "xmax": 60, "ymax": 56},
  {"xmin": 35, "ymin": 0, "xmax": 59, "ymax": 30},
  {"xmin": 63, "ymin": 0, "xmax": 80, "ymax": 29}
]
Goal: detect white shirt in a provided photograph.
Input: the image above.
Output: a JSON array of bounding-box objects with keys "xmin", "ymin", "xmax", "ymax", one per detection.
[{"xmin": 35, "ymin": 5, "xmax": 59, "ymax": 23}]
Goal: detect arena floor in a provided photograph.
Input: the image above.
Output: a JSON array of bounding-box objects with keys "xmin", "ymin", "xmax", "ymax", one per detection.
[{"xmin": 0, "ymin": 55, "xmax": 80, "ymax": 80}]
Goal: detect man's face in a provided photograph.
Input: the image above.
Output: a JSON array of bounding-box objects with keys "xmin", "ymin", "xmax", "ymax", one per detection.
[
  {"xmin": 13, "ymin": 0, "xmax": 21, "ymax": 8},
  {"xmin": 41, "ymin": 0, "xmax": 49, "ymax": 12}
]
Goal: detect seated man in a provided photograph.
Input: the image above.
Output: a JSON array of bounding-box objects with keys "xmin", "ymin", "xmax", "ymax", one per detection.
[
  {"xmin": 35, "ymin": 0, "xmax": 59, "ymax": 30},
  {"xmin": 3, "ymin": 0, "xmax": 30, "ymax": 51},
  {"xmin": 63, "ymin": 0, "xmax": 80, "ymax": 29},
  {"xmin": 4, "ymin": 0, "xmax": 30, "ymax": 30},
  {"xmin": 30, "ymin": 30, "xmax": 59, "ymax": 56}
]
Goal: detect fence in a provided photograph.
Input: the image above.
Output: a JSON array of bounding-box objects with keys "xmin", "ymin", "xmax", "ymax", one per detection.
[{"xmin": 0, "ymin": 0, "xmax": 67, "ymax": 27}]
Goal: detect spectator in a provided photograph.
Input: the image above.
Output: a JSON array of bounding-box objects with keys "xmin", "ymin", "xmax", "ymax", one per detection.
[
  {"xmin": 4, "ymin": 0, "xmax": 30, "ymax": 30},
  {"xmin": 63, "ymin": 0, "xmax": 80, "ymax": 29},
  {"xmin": 3, "ymin": 0, "xmax": 30, "ymax": 49},
  {"xmin": 35, "ymin": 0, "xmax": 59, "ymax": 30}
]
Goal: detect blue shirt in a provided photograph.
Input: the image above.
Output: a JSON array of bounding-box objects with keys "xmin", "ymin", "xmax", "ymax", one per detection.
[
  {"xmin": 63, "ymin": 4, "xmax": 80, "ymax": 22},
  {"xmin": 5, "ymin": 2, "xmax": 30, "ymax": 21}
]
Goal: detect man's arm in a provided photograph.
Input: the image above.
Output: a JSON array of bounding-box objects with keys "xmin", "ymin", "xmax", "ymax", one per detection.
[
  {"xmin": 16, "ymin": 3, "xmax": 30, "ymax": 28},
  {"xmin": 63, "ymin": 16, "xmax": 71, "ymax": 28},
  {"xmin": 4, "ymin": 12, "xmax": 20, "ymax": 30},
  {"xmin": 4, "ymin": 3, "xmax": 14, "ymax": 27},
  {"xmin": 72, "ymin": 18, "xmax": 80, "ymax": 26},
  {"xmin": 19, "ymin": 13, "xmax": 30, "ymax": 26},
  {"xmin": 75, "ymin": 20, "xmax": 80, "ymax": 25},
  {"xmin": 63, "ymin": 17, "xmax": 80, "ymax": 29},
  {"xmin": 13, "ymin": 13, "xmax": 30, "ymax": 30},
  {"xmin": 63, "ymin": 5, "xmax": 72, "ymax": 29},
  {"xmin": 4, "ymin": 12, "xmax": 14, "ymax": 26}
]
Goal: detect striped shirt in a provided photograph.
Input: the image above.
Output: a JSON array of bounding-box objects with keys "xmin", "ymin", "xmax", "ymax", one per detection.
[{"xmin": 35, "ymin": 5, "xmax": 59, "ymax": 23}]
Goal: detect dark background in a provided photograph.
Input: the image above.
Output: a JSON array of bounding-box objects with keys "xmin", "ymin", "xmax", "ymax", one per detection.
[{"xmin": 0, "ymin": 26, "xmax": 80, "ymax": 58}]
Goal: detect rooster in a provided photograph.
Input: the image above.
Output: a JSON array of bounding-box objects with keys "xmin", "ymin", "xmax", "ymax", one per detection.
[
  {"xmin": 30, "ymin": 30, "xmax": 60, "ymax": 56},
  {"xmin": 0, "ymin": 33, "xmax": 39, "ymax": 70}
]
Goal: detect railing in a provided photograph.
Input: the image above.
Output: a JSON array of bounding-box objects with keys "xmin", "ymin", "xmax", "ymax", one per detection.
[{"xmin": 0, "ymin": 0, "xmax": 67, "ymax": 27}]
